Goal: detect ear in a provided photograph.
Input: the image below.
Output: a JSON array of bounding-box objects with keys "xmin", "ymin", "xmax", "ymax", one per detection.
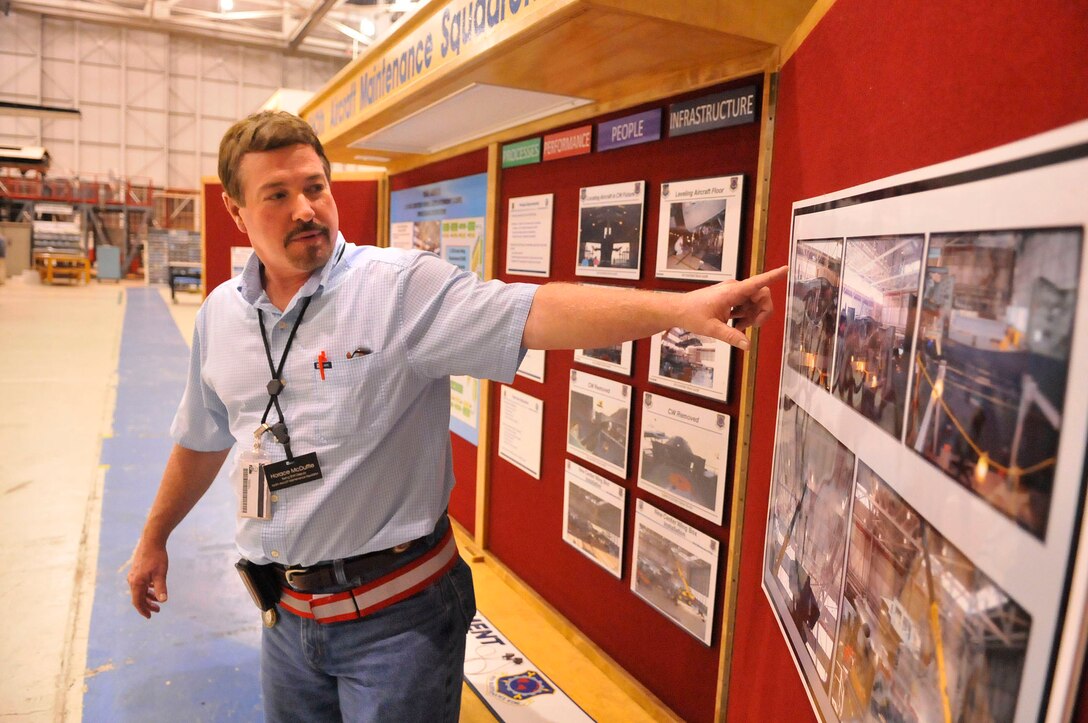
[{"xmin": 222, "ymin": 192, "xmax": 247, "ymax": 234}]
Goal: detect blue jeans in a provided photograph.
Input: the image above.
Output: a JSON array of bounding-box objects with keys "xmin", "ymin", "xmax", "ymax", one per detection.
[{"xmin": 261, "ymin": 557, "xmax": 476, "ymax": 722}]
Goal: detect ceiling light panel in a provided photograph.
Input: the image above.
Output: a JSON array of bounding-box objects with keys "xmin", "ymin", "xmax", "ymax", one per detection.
[{"xmin": 350, "ymin": 83, "xmax": 592, "ymax": 155}]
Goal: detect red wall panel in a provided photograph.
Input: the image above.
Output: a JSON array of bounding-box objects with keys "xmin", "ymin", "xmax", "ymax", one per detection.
[
  {"xmin": 727, "ymin": 1, "xmax": 1088, "ymax": 721},
  {"xmin": 488, "ymin": 77, "xmax": 763, "ymax": 723},
  {"xmin": 390, "ymin": 150, "xmax": 489, "ymax": 534},
  {"xmin": 202, "ymin": 178, "xmax": 379, "ymax": 292}
]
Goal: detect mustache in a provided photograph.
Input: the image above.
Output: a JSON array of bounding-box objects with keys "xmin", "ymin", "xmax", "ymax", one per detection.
[{"xmin": 284, "ymin": 221, "xmax": 329, "ymax": 245}]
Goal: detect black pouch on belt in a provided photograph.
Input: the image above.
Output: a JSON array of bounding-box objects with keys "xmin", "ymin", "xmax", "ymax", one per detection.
[{"xmin": 235, "ymin": 558, "xmax": 283, "ymax": 612}]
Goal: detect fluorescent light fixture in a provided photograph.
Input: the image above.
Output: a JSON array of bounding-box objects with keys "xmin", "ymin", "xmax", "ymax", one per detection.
[
  {"xmin": 220, "ymin": 0, "xmax": 233, "ymax": 13},
  {"xmin": 350, "ymin": 83, "xmax": 592, "ymax": 155},
  {"xmin": 354, "ymin": 154, "xmax": 392, "ymax": 162}
]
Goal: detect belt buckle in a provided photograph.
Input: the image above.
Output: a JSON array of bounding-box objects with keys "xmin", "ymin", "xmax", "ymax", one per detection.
[{"xmin": 284, "ymin": 566, "xmax": 309, "ymax": 587}]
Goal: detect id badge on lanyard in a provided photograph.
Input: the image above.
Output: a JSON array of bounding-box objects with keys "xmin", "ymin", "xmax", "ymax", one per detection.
[{"xmin": 235, "ymin": 432, "xmax": 272, "ymax": 520}]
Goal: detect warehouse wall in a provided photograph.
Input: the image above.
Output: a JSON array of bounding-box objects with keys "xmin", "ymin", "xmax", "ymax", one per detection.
[{"xmin": 0, "ymin": 11, "xmax": 347, "ymax": 190}]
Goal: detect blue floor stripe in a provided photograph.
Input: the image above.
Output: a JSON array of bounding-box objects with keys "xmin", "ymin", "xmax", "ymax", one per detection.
[{"xmin": 84, "ymin": 288, "xmax": 263, "ymax": 722}]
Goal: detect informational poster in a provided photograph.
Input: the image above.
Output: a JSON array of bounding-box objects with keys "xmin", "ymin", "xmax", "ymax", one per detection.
[
  {"xmin": 498, "ymin": 386, "xmax": 544, "ymax": 480},
  {"xmin": 516, "ymin": 348, "xmax": 545, "ymax": 383},
  {"xmin": 763, "ymin": 121, "xmax": 1088, "ymax": 723},
  {"xmin": 637, "ymin": 392, "xmax": 731, "ymax": 524},
  {"xmin": 390, "ymin": 173, "xmax": 489, "ymax": 444},
  {"xmin": 647, "ymin": 293, "xmax": 732, "ymax": 402},
  {"xmin": 562, "ymin": 459, "xmax": 626, "ymax": 578},
  {"xmin": 463, "ymin": 613, "xmax": 593, "ymax": 722},
  {"xmin": 566, "ymin": 369, "xmax": 632, "ymax": 479},
  {"xmin": 576, "ymin": 180, "xmax": 645, "ymax": 280},
  {"xmin": 655, "ymin": 174, "xmax": 743, "ymax": 282},
  {"xmin": 631, "ymin": 499, "xmax": 720, "ymax": 645},
  {"xmin": 505, "ymin": 194, "xmax": 553, "ymax": 277},
  {"xmin": 573, "ymin": 341, "xmax": 633, "ymax": 376}
]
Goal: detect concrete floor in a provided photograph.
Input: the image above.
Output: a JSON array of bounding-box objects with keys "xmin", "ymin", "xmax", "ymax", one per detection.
[{"xmin": 0, "ymin": 274, "xmax": 667, "ymax": 722}]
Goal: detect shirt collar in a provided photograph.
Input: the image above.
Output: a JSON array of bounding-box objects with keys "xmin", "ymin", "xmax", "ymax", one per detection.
[{"xmin": 237, "ymin": 232, "xmax": 347, "ymax": 310}]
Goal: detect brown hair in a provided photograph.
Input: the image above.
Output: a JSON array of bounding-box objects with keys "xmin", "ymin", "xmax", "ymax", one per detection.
[{"xmin": 218, "ymin": 110, "xmax": 331, "ymax": 204}]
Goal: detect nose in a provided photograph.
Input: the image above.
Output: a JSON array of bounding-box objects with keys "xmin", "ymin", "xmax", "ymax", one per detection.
[{"xmin": 291, "ymin": 193, "xmax": 315, "ymax": 222}]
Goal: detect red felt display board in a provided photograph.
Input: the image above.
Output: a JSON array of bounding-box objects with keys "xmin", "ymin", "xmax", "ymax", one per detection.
[
  {"xmin": 202, "ymin": 178, "xmax": 380, "ymax": 292},
  {"xmin": 389, "ymin": 149, "xmax": 488, "ymax": 535},
  {"xmin": 726, "ymin": 1, "xmax": 1088, "ymax": 722},
  {"xmin": 486, "ymin": 77, "xmax": 763, "ymax": 723}
]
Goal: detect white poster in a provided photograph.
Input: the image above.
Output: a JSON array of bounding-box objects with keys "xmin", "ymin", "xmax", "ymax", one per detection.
[
  {"xmin": 656, "ymin": 174, "xmax": 744, "ymax": 281},
  {"xmin": 631, "ymin": 499, "xmax": 720, "ymax": 645},
  {"xmin": 498, "ymin": 386, "xmax": 544, "ymax": 480},
  {"xmin": 506, "ymin": 194, "xmax": 554, "ymax": 277},
  {"xmin": 389, "ymin": 221, "xmax": 414, "ymax": 250},
  {"xmin": 647, "ymin": 294, "xmax": 732, "ymax": 402},
  {"xmin": 230, "ymin": 246, "xmax": 254, "ymax": 277},
  {"xmin": 763, "ymin": 120, "xmax": 1088, "ymax": 723},
  {"xmin": 516, "ymin": 348, "xmax": 545, "ymax": 383},
  {"xmin": 566, "ymin": 369, "xmax": 632, "ymax": 479},
  {"xmin": 637, "ymin": 392, "xmax": 731, "ymax": 524},
  {"xmin": 562, "ymin": 459, "xmax": 626, "ymax": 578},
  {"xmin": 576, "ymin": 180, "xmax": 645, "ymax": 280}
]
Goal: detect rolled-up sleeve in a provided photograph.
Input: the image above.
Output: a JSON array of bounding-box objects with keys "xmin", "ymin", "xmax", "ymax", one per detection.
[
  {"xmin": 399, "ymin": 253, "xmax": 538, "ymax": 382},
  {"xmin": 170, "ymin": 309, "xmax": 236, "ymax": 451}
]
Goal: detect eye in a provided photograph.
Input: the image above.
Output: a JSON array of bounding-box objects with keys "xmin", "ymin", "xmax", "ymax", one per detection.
[
  {"xmin": 265, "ymin": 191, "xmax": 286, "ymax": 202},
  {"xmin": 307, "ymin": 183, "xmax": 326, "ymax": 195}
]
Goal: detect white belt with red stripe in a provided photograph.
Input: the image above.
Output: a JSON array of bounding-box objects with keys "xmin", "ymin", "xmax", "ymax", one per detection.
[{"xmin": 278, "ymin": 528, "xmax": 458, "ymax": 624}]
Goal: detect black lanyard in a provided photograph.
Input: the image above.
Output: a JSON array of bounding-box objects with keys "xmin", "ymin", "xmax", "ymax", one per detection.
[{"xmin": 257, "ymin": 295, "xmax": 313, "ymax": 460}]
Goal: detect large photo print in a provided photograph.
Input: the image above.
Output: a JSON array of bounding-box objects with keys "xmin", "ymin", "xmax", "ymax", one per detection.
[
  {"xmin": 786, "ymin": 238, "xmax": 843, "ymax": 391},
  {"xmin": 764, "ymin": 121, "xmax": 1088, "ymax": 722},
  {"xmin": 832, "ymin": 235, "xmax": 924, "ymax": 441},
  {"xmin": 905, "ymin": 228, "xmax": 1081, "ymax": 539}
]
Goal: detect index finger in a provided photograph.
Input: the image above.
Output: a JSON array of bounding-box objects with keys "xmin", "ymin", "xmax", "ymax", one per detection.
[{"xmin": 736, "ymin": 265, "xmax": 788, "ymax": 291}]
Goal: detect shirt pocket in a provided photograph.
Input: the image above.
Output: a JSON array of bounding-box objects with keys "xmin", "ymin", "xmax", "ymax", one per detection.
[{"xmin": 316, "ymin": 349, "xmax": 385, "ymax": 442}]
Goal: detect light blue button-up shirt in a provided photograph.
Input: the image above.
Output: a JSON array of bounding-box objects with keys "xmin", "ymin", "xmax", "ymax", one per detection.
[{"xmin": 171, "ymin": 235, "xmax": 537, "ymax": 565}]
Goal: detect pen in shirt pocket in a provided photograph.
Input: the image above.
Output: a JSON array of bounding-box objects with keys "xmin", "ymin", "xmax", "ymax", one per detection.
[{"xmin": 347, "ymin": 346, "xmax": 372, "ymax": 359}]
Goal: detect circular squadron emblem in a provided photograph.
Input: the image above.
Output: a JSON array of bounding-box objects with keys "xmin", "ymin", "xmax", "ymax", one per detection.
[{"xmin": 492, "ymin": 670, "xmax": 555, "ymax": 704}]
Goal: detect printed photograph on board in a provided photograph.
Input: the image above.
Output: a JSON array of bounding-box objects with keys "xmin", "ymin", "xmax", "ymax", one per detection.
[
  {"xmin": 648, "ymin": 318, "xmax": 732, "ymax": 403},
  {"xmin": 766, "ymin": 397, "xmax": 856, "ymax": 687},
  {"xmin": 562, "ymin": 459, "xmax": 626, "ymax": 578},
  {"xmin": 828, "ymin": 462, "xmax": 1030, "ymax": 722},
  {"xmin": 631, "ymin": 499, "xmax": 720, "ymax": 645},
  {"xmin": 574, "ymin": 340, "xmax": 634, "ymax": 376},
  {"xmin": 637, "ymin": 392, "xmax": 730, "ymax": 524},
  {"xmin": 655, "ymin": 174, "xmax": 744, "ymax": 281},
  {"xmin": 832, "ymin": 235, "xmax": 925, "ymax": 440},
  {"xmin": 576, "ymin": 181, "xmax": 645, "ymax": 280},
  {"xmin": 905, "ymin": 227, "xmax": 1082, "ymax": 539},
  {"xmin": 566, "ymin": 369, "xmax": 632, "ymax": 478},
  {"xmin": 787, "ymin": 238, "xmax": 844, "ymax": 391}
]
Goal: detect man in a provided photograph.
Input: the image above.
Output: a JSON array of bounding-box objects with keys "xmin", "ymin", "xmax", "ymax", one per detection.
[{"xmin": 127, "ymin": 110, "xmax": 785, "ymax": 722}]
